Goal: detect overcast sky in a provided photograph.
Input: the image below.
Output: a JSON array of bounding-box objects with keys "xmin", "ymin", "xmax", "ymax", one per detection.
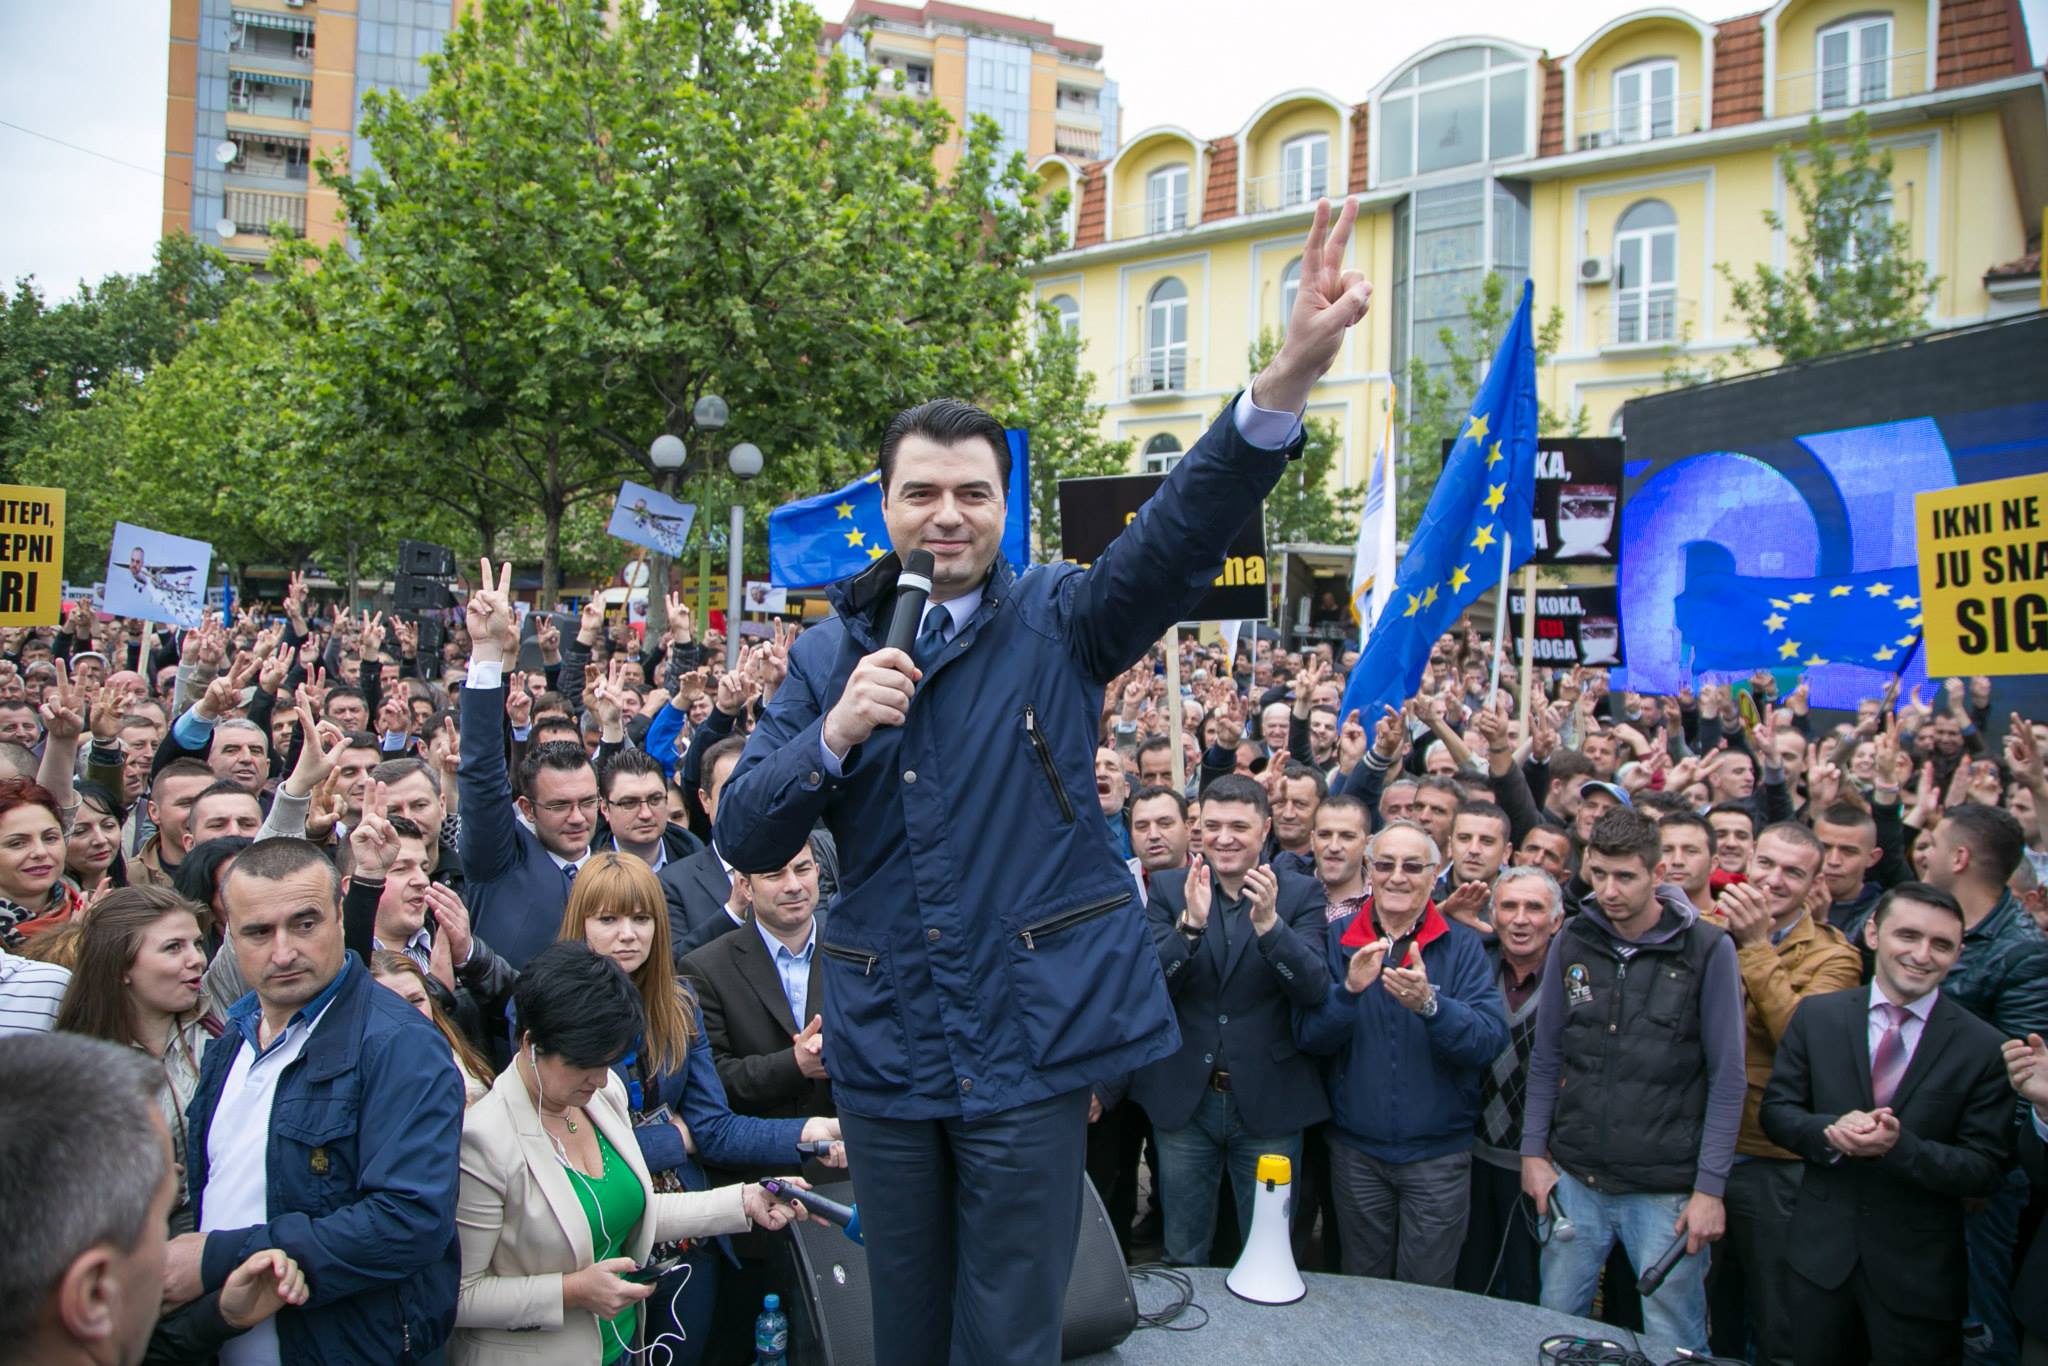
[{"xmin": 3, "ymin": 0, "xmax": 2042, "ymax": 300}]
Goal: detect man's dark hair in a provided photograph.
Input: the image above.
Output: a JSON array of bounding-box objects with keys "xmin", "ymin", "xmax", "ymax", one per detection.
[
  {"xmin": 1706, "ymin": 801, "xmax": 1757, "ymax": 835},
  {"xmin": 1317, "ymin": 792, "xmax": 1371, "ymax": 825},
  {"xmin": 1756, "ymin": 820, "xmax": 1825, "ymax": 867},
  {"xmin": 154, "ymin": 757, "xmax": 215, "ymax": 789},
  {"xmin": 532, "ymin": 718, "xmax": 582, "ymax": 747},
  {"xmin": 0, "ymin": 1034, "xmax": 167, "ymax": 1349},
  {"xmin": 1128, "ymin": 785, "xmax": 1189, "ymax": 822},
  {"xmin": 1547, "ymin": 750, "xmax": 1594, "ymax": 783},
  {"xmin": 701, "ymin": 736, "xmax": 748, "ymax": 794},
  {"xmin": 324, "ymin": 685, "xmax": 368, "ymax": 711},
  {"xmin": 1135, "ymin": 735, "xmax": 1173, "ymax": 761},
  {"xmin": 599, "ymin": 745, "xmax": 668, "ymax": 799},
  {"xmin": 387, "ymin": 814, "xmax": 425, "ymax": 844},
  {"xmin": 1814, "ymin": 801, "xmax": 1877, "ymax": 837},
  {"xmin": 172, "ymin": 836, "xmax": 253, "ymax": 912},
  {"xmin": 517, "ymin": 740, "xmax": 594, "ymax": 796},
  {"xmin": 372, "ymin": 755, "xmax": 438, "ymax": 794},
  {"xmin": 338, "ymin": 730, "xmax": 381, "ymax": 755},
  {"xmin": 1585, "ymin": 807, "xmax": 1663, "ymax": 871},
  {"xmin": 1940, "ymin": 803, "xmax": 2026, "ymax": 884},
  {"xmin": 1657, "ymin": 810, "xmax": 1716, "ymax": 852},
  {"xmin": 1202, "ymin": 773, "xmax": 1270, "ymax": 820},
  {"xmin": 1871, "ymin": 880, "xmax": 1966, "ymax": 928},
  {"xmin": 1413, "ymin": 774, "xmax": 1464, "ymax": 805},
  {"xmin": 1452, "ymin": 799, "xmax": 1511, "ymax": 844},
  {"xmin": 1308, "ymin": 704, "xmax": 1339, "ymax": 722},
  {"xmin": 1280, "ymin": 761, "xmax": 1327, "ymax": 800},
  {"xmin": 1634, "ymin": 790, "xmax": 1691, "ymax": 817},
  {"xmin": 221, "ymin": 835, "xmax": 341, "ymax": 907},
  {"xmin": 192, "ymin": 780, "xmax": 259, "ymax": 811},
  {"xmin": 513, "ymin": 940, "xmax": 646, "ymax": 1069},
  {"xmin": 878, "ymin": 399, "xmax": 1011, "ymax": 493}
]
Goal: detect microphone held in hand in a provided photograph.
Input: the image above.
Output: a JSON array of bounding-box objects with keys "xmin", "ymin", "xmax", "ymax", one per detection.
[
  {"xmin": 1634, "ymin": 1229, "xmax": 1690, "ymax": 1298},
  {"xmin": 884, "ymin": 550, "xmax": 936, "ymax": 658}
]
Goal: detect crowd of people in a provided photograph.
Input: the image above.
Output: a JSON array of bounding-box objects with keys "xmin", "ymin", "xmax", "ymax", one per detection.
[{"xmin": 1, "ymin": 557, "xmax": 2045, "ymax": 1366}]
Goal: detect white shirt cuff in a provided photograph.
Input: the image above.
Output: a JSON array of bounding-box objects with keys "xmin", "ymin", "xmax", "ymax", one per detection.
[
  {"xmin": 1232, "ymin": 388, "xmax": 1304, "ymax": 451},
  {"xmin": 819, "ymin": 734, "xmax": 847, "ymax": 778},
  {"xmin": 465, "ymin": 659, "xmax": 504, "ymax": 690}
]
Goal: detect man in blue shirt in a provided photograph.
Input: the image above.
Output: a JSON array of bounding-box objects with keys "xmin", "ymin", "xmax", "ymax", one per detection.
[{"xmin": 715, "ymin": 200, "xmax": 1375, "ymax": 1366}]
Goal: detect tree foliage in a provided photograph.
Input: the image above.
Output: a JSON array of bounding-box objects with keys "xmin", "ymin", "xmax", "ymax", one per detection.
[
  {"xmin": 1395, "ymin": 272, "xmax": 1582, "ymax": 534},
  {"xmin": 1011, "ymin": 310, "xmax": 1130, "ymax": 559},
  {"xmin": 1245, "ymin": 330, "xmax": 1360, "ymax": 550}
]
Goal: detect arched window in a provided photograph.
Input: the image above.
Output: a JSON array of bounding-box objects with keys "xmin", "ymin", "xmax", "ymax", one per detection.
[
  {"xmin": 1143, "ymin": 278, "xmax": 1189, "ymax": 392},
  {"xmin": 1818, "ymin": 15, "xmax": 1891, "ymax": 109},
  {"xmin": 1279, "ymin": 257, "xmax": 1303, "ymax": 333},
  {"xmin": 1045, "ymin": 293, "xmax": 1080, "ymax": 338},
  {"xmin": 1280, "ymin": 134, "xmax": 1329, "ymax": 206},
  {"xmin": 1613, "ymin": 58, "xmax": 1678, "ymax": 143},
  {"xmin": 1146, "ymin": 164, "xmax": 1190, "ymax": 234},
  {"xmin": 1143, "ymin": 433, "xmax": 1184, "ymax": 473},
  {"xmin": 1376, "ymin": 44, "xmax": 1530, "ymax": 183},
  {"xmin": 1613, "ymin": 199, "xmax": 1678, "ymax": 344}
]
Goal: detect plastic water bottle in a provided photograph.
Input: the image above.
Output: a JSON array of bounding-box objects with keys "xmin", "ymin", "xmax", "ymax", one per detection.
[{"xmin": 753, "ymin": 1293, "xmax": 788, "ymax": 1365}]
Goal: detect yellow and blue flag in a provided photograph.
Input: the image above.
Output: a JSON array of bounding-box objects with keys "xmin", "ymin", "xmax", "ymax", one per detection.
[
  {"xmin": 1674, "ymin": 564, "xmax": 1923, "ymax": 674},
  {"xmin": 768, "ymin": 429, "xmax": 1032, "ymax": 587},
  {"xmin": 1340, "ymin": 280, "xmax": 1540, "ymax": 723}
]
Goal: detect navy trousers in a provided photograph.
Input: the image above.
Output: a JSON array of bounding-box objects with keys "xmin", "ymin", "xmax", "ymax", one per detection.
[{"xmin": 838, "ymin": 1089, "xmax": 1091, "ymax": 1366}]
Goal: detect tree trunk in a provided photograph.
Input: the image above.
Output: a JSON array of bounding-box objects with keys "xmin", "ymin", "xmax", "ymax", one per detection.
[
  {"xmin": 541, "ymin": 501, "xmax": 562, "ymax": 610},
  {"xmin": 345, "ymin": 539, "xmax": 360, "ymax": 612},
  {"xmin": 644, "ymin": 469, "xmax": 677, "ymax": 642}
]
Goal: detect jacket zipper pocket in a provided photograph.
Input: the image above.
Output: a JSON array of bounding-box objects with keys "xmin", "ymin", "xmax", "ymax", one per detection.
[
  {"xmin": 821, "ymin": 943, "xmax": 879, "ymax": 976},
  {"xmin": 1019, "ymin": 892, "xmax": 1130, "ymax": 950},
  {"xmin": 1022, "ymin": 705, "xmax": 1076, "ymax": 823}
]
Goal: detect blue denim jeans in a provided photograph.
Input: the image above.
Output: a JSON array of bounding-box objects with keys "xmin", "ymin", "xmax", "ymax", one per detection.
[
  {"xmin": 1538, "ymin": 1168, "xmax": 1709, "ymax": 1354},
  {"xmin": 1153, "ymin": 1087, "xmax": 1303, "ymax": 1267}
]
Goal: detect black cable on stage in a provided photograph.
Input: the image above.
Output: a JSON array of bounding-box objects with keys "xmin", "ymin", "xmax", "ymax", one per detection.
[
  {"xmin": 1537, "ymin": 1331, "xmax": 1747, "ymax": 1365},
  {"xmin": 1126, "ymin": 1263, "xmax": 1207, "ymax": 1332}
]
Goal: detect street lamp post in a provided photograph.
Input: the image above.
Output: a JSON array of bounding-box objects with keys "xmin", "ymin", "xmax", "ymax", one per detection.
[
  {"xmin": 689, "ymin": 395, "xmax": 729, "ymax": 637},
  {"xmin": 726, "ymin": 442, "xmax": 765, "ymax": 670},
  {"xmin": 646, "ymin": 433, "xmax": 687, "ymax": 642}
]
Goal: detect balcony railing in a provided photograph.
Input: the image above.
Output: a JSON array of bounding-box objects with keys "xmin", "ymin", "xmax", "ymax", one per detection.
[
  {"xmin": 1126, "ymin": 352, "xmax": 1198, "ymax": 396},
  {"xmin": 1111, "ymin": 197, "xmax": 1190, "ymax": 240},
  {"xmin": 1773, "ymin": 50, "xmax": 1929, "ymax": 116},
  {"xmin": 229, "ymin": 82, "xmax": 313, "ymax": 121},
  {"xmin": 1590, "ymin": 294, "xmax": 1700, "ymax": 348},
  {"xmin": 1054, "ymin": 124, "xmax": 1101, "ymax": 159},
  {"xmin": 1571, "ymin": 89, "xmax": 1708, "ymax": 151},
  {"xmin": 1243, "ymin": 170, "xmax": 1330, "ymax": 214},
  {"xmin": 224, "ymin": 188, "xmax": 307, "ymax": 238}
]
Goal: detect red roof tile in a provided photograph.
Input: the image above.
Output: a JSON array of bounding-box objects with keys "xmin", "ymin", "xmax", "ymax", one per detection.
[
  {"xmin": 1072, "ymin": 160, "xmax": 1108, "ymax": 248},
  {"xmin": 1348, "ymin": 102, "xmax": 1369, "ymax": 193},
  {"xmin": 1937, "ymin": 0, "xmax": 2031, "ymax": 88},
  {"xmin": 1539, "ymin": 58, "xmax": 1565, "ymax": 158},
  {"xmin": 1713, "ymin": 12, "xmax": 1766, "ymax": 127},
  {"xmin": 1203, "ymin": 137, "xmax": 1239, "ymax": 221},
  {"xmin": 1985, "ymin": 248, "xmax": 2040, "ymax": 280}
]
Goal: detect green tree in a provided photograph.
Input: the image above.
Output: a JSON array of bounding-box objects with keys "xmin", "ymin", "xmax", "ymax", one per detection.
[
  {"xmin": 1395, "ymin": 272, "xmax": 1582, "ymax": 535},
  {"xmin": 1720, "ymin": 112, "xmax": 1940, "ymax": 366},
  {"xmin": 1245, "ymin": 330, "xmax": 1360, "ymax": 550},
  {"xmin": 1009, "ymin": 309, "xmax": 1131, "ymax": 559},
  {"xmin": 324, "ymin": 0, "xmax": 1070, "ymax": 603}
]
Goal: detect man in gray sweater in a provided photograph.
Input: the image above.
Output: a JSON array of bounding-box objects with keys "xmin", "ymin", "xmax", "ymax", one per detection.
[{"xmin": 1518, "ymin": 807, "xmax": 1745, "ymax": 1355}]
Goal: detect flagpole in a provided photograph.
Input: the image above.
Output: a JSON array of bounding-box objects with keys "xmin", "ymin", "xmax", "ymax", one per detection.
[
  {"xmin": 1487, "ymin": 531, "xmax": 1513, "ymax": 707},
  {"xmin": 1517, "ymin": 563, "xmax": 1537, "ymax": 731},
  {"xmin": 1164, "ymin": 626, "xmax": 1185, "ymax": 792}
]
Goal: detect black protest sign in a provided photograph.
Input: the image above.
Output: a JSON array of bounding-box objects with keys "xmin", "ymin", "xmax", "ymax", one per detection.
[
  {"xmin": 1058, "ymin": 473, "xmax": 1267, "ymax": 621},
  {"xmin": 1509, "ymin": 584, "xmax": 1625, "ymax": 666}
]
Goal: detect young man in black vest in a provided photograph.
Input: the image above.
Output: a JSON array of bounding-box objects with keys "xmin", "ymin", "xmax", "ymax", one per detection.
[{"xmin": 1519, "ymin": 807, "xmax": 1746, "ymax": 1354}]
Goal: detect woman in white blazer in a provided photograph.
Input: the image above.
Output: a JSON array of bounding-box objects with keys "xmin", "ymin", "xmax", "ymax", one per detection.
[{"xmin": 452, "ymin": 942, "xmax": 806, "ymax": 1366}]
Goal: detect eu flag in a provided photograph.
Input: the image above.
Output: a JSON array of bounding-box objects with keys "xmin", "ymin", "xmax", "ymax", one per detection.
[
  {"xmin": 1340, "ymin": 280, "xmax": 1540, "ymax": 724},
  {"xmin": 1674, "ymin": 564, "xmax": 1924, "ymax": 675},
  {"xmin": 768, "ymin": 429, "xmax": 1032, "ymax": 587}
]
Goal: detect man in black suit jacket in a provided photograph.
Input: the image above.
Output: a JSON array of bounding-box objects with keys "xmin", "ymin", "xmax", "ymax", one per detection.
[
  {"xmin": 660, "ymin": 735, "xmax": 750, "ymax": 964},
  {"xmin": 681, "ymin": 840, "xmax": 834, "ymax": 1123},
  {"xmin": 1761, "ymin": 882, "xmax": 2015, "ymax": 1366},
  {"xmin": 2000, "ymin": 1031, "xmax": 2048, "ymax": 1364},
  {"xmin": 1132, "ymin": 774, "xmax": 1331, "ymax": 1267}
]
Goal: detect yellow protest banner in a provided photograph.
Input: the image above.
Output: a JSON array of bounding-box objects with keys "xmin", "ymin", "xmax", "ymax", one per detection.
[
  {"xmin": 1916, "ymin": 472, "xmax": 2048, "ymax": 676},
  {"xmin": 0, "ymin": 485, "xmax": 65, "ymax": 627}
]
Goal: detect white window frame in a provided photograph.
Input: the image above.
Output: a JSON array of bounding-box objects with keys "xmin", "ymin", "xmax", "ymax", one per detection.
[
  {"xmin": 1046, "ymin": 293, "xmax": 1080, "ymax": 338},
  {"xmin": 1278, "ymin": 257, "xmax": 1303, "ymax": 332},
  {"xmin": 1280, "ymin": 133, "xmax": 1329, "ymax": 206},
  {"xmin": 1612, "ymin": 58, "xmax": 1678, "ymax": 144},
  {"xmin": 1613, "ymin": 201, "xmax": 1679, "ymax": 345},
  {"xmin": 1144, "ymin": 278, "xmax": 1189, "ymax": 392},
  {"xmin": 1818, "ymin": 15, "xmax": 1892, "ymax": 109},
  {"xmin": 1146, "ymin": 164, "xmax": 1189, "ymax": 234},
  {"xmin": 1143, "ymin": 434, "xmax": 1184, "ymax": 473},
  {"xmin": 1373, "ymin": 46, "xmax": 1534, "ymax": 187}
]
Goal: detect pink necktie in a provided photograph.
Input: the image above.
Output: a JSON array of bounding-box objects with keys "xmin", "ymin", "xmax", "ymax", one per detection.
[{"xmin": 1871, "ymin": 1002, "xmax": 1910, "ymax": 1108}]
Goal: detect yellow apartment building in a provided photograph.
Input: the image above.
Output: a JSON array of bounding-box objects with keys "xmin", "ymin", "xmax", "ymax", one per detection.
[
  {"xmin": 821, "ymin": 0, "xmax": 1118, "ymax": 177},
  {"xmin": 1027, "ymin": 0, "xmax": 2046, "ymax": 486}
]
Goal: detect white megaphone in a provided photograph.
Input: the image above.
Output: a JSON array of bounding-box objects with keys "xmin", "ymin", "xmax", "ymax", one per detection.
[{"xmin": 1225, "ymin": 1153, "xmax": 1305, "ymax": 1305}]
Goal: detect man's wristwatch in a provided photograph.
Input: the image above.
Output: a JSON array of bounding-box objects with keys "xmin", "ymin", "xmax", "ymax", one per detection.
[{"xmin": 1418, "ymin": 988, "xmax": 1440, "ymax": 1019}]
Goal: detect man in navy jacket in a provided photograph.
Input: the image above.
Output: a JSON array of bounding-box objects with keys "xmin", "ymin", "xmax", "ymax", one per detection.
[
  {"xmin": 1298, "ymin": 819, "xmax": 1508, "ymax": 1286},
  {"xmin": 166, "ymin": 837, "xmax": 462, "ymax": 1365},
  {"xmin": 715, "ymin": 201, "xmax": 1375, "ymax": 1366}
]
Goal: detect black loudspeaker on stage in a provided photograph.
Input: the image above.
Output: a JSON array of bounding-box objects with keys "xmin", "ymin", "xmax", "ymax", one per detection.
[{"xmin": 775, "ymin": 1177, "xmax": 1137, "ymax": 1365}]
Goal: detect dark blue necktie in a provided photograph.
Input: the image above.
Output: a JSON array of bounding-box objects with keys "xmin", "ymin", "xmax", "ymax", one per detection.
[{"xmin": 914, "ymin": 608, "xmax": 955, "ymax": 668}]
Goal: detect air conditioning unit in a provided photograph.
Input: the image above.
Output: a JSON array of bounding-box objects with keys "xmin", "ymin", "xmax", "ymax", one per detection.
[
  {"xmin": 1579, "ymin": 255, "xmax": 1613, "ymax": 285},
  {"xmin": 284, "ymin": 0, "xmax": 306, "ymax": 7}
]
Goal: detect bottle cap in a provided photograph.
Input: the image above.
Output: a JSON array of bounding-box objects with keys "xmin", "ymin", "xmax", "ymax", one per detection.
[
  {"xmin": 1255, "ymin": 1153, "xmax": 1293, "ymax": 1185},
  {"xmin": 764, "ymin": 1294, "xmax": 780, "ymax": 1310}
]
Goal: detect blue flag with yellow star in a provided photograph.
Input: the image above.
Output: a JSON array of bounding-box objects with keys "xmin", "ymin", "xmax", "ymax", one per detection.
[
  {"xmin": 767, "ymin": 429, "xmax": 1032, "ymax": 587},
  {"xmin": 1340, "ymin": 280, "xmax": 1540, "ymax": 725},
  {"xmin": 1674, "ymin": 564, "xmax": 1924, "ymax": 675}
]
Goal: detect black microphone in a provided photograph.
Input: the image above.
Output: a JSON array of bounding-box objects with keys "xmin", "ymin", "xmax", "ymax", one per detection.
[
  {"xmin": 884, "ymin": 550, "xmax": 936, "ymax": 658},
  {"xmin": 1634, "ymin": 1228, "xmax": 1691, "ymax": 1297}
]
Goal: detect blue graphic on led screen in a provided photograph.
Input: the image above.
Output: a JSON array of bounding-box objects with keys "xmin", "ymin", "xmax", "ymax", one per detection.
[{"xmin": 1621, "ymin": 415, "xmax": 1959, "ymax": 708}]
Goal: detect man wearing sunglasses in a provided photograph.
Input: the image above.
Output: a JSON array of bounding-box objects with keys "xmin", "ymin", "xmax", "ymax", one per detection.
[{"xmin": 1298, "ymin": 819, "xmax": 1509, "ymax": 1286}]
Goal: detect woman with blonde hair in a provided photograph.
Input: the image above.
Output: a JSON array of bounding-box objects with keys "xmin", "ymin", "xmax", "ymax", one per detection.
[
  {"xmin": 51, "ymin": 884, "xmax": 222, "ymax": 1233},
  {"xmin": 558, "ymin": 853, "xmax": 841, "ymax": 1363},
  {"xmin": 369, "ymin": 950, "xmax": 494, "ymax": 1105}
]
